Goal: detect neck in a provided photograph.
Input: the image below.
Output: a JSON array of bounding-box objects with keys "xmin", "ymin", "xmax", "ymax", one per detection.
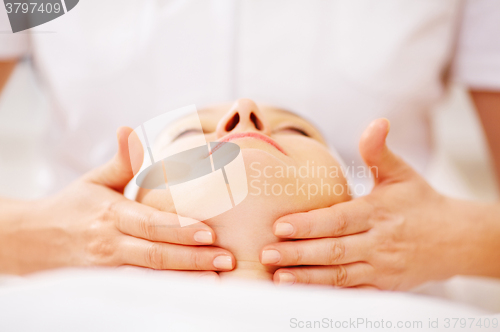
[
  {"xmin": 218, "ymin": 260, "xmax": 275, "ymax": 281},
  {"xmin": 207, "ymin": 195, "xmax": 284, "ymax": 282}
]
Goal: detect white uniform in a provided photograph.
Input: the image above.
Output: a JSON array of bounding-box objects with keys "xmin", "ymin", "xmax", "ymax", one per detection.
[{"xmin": 1, "ymin": 0, "xmax": 500, "ymax": 194}]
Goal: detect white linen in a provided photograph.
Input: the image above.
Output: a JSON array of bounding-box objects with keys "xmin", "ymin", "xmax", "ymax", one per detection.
[{"xmin": 0, "ymin": 268, "xmax": 497, "ymax": 332}]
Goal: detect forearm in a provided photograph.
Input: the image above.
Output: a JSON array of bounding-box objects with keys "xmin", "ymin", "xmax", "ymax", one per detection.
[
  {"xmin": 471, "ymin": 90, "xmax": 500, "ymax": 188},
  {"xmin": 0, "ymin": 60, "xmax": 17, "ymax": 94},
  {"xmin": 0, "ymin": 197, "xmax": 39, "ymax": 273}
]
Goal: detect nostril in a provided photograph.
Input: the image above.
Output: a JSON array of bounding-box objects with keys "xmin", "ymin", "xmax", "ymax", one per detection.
[
  {"xmin": 225, "ymin": 112, "xmax": 240, "ymax": 132},
  {"xmin": 250, "ymin": 112, "xmax": 263, "ymax": 131}
]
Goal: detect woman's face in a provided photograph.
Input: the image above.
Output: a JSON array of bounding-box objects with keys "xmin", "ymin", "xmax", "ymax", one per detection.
[{"xmin": 137, "ymin": 99, "xmax": 350, "ymax": 279}]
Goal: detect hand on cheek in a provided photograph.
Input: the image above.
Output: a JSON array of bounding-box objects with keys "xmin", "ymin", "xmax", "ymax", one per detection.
[
  {"xmin": 261, "ymin": 119, "xmax": 461, "ymax": 290},
  {"xmin": 2, "ymin": 127, "xmax": 235, "ymax": 275}
]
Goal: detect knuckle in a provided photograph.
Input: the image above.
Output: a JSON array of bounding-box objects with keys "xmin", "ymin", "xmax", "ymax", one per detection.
[
  {"xmin": 302, "ymin": 217, "xmax": 314, "ymax": 238},
  {"xmin": 170, "ymin": 227, "xmax": 182, "ymax": 244},
  {"xmin": 332, "ymin": 210, "xmax": 349, "ymax": 235},
  {"xmin": 326, "ymin": 240, "xmax": 345, "ymax": 264},
  {"xmin": 86, "ymin": 237, "xmax": 117, "ymax": 266},
  {"xmin": 189, "ymin": 250, "xmax": 204, "ymax": 270},
  {"xmin": 138, "ymin": 212, "xmax": 158, "ymax": 240},
  {"xmin": 333, "ymin": 265, "xmax": 348, "ymax": 287},
  {"xmin": 301, "ymin": 270, "xmax": 312, "ymax": 284},
  {"xmin": 292, "ymin": 245, "xmax": 303, "ymax": 265},
  {"xmin": 145, "ymin": 243, "xmax": 165, "ymax": 270},
  {"xmin": 100, "ymin": 200, "xmax": 119, "ymax": 222}
]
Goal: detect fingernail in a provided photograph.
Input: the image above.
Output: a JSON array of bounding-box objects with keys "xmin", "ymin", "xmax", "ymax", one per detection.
[
  {"xmin": 261, "ymin": 249, "xmax": 281, "ymax": 264},
  {"xmin": 213, "ymin": 255, "xmax": 233, "ymax": 270},
  {"xmin": 277, "ymin": 272, "xmax": 296, "ymax": 286},
  {"xmin": 383, "ymin": 118, "xmax": 391, "ymax": 133},
  {"xmin": 275, "ymin": 223, "xmax": 294, "ymax": 236},
  {"xmin": 198, "ymin": 273, "xmax": 219, "ymax": 283},
  {"xmin": 194, "ymin": 231, "xmax": 213, "ymax": 244}
]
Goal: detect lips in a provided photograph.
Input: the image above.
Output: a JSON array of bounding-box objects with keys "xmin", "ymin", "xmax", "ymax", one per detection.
[{"xmin": 211, "ymin": 132, "xmax": 287, "ymax": 155}]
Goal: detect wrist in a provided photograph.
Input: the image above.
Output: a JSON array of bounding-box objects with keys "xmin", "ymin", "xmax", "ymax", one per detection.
[
  {"xmin": 0, "ymin": 198, "xmax": 45, "ymax": 274},
  {"xmin": 446, "ymin": 198, "xmax": 500, "ymax": 278}
]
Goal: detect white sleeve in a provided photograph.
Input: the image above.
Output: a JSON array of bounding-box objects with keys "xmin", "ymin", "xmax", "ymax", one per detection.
[
  {"xmin": 451, "ymin": 0, "xmax": 500, "ymax": 90},
  {"xmin": 0, "ymin": 3, "xmax": 30, "ymax": 59}
]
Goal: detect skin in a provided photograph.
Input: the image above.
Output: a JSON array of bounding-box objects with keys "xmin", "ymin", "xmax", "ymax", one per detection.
[
  {"xmin": 264, "ymin": 115, "xmax": 500, "ymax": 290},
  {"xmin": 472, "ymin": 90, "xmax": 500, "ymax": 188},
  {"xmin": 136, "ymin": 99, "xmax": 350, "ymax": 280},
  {"xmin": 0, "ymin": 60, "xmax": 16, "ymax": 92},
  {"xmin": 1, "ymin": 60, "xmax": 499, "ymax": 289},
  {"xmin": 0, "ymin": 126, "xmax": 239, "ymax": 275},
  {"xmin": 0, "ymin": 61, "xmax": 236, "ymax": 275}
]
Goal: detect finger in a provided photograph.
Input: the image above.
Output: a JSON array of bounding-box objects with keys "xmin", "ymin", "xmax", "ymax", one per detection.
[
  {"xmin": 196, "ymin": 271, "xmax": 221, "ymax": 282},
  {"xmin": 348, "ymin": 285, "xmax": 379, "ymax": 290},
  {"xmin": 274, "ymin": 198, "xmax": 373, "ymax": 239},
  {"xmin": 359, "ymin": 118, "xmax": 414, "ymax": 185},
  {"xmin": 119, "ymin": 237, "xmax": 235, "ymax": 271},
  {"xmin": 111, "ymin": 199, "xmax": 216, "ymax": 245},
  {"xmin": 261, "ymin": 235, "xmax": 370, "ymax": 266},
  {"xmin": 273, "ymin": 263, "xmax": 374, "ymax": 288},
  {"xmin": 84, "ymin": 126, "xmax": 144, "ymax": 192}
]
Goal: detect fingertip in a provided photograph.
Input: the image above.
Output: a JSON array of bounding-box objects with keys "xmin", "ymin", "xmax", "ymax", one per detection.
[
  {"xmin": 274, "ymin": 221, "xmax": 295, "ymax": 237},
  {"xmin": 127, "ymin": 128, "xmax": 144, "ymax": 175},
  {"xmin": 259, "ymin": 247, "xmax": 270, "ymax": 264},
  {"xmin": 117, "ymin": 126, "xmax": 134, "ymax": 144},
  {"xmin": 359, "ymin": 118, "xmax": 390, "ymax": 166},
  {"xmin": 190, "ymin": 221, "xmax": 217, "ymax": 243},
  {"xmin": 212, "ymin": 253, "xmax": 235, "ymax": 271},
  {"xmin": 272, "ymin": 271, "xmax": 281, "ymax": 285},
  {"xmin": 193, "ymin": 230, "xmax": 214, "ymax": 244},
  {"xmin": 274, "ymin": 270, "xmax": 296, "ymax": 286},
  {"xmin": 373, "ymin": 118, "xmax": 390, "ymax": 135},
  {"xmin": 198, "ymin": 272, "xmax": 220, "ymax": 283},
  {"xmin": 260, "ymin": 248, "xmax": 281, "ymax": 265},
  {"xmin": 116, "ymin": 127, "xmax": 135, "ymax": 166},
  {"xmin": 383, "ymin": 118, "xmax": 391, "ymax": 134}
]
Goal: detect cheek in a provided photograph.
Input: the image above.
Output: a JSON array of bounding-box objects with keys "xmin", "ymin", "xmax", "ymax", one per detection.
[
  {"xmin": 278, "ymin": 139, "xmax": 351, "ymax": 206},
  {"xmin": 136, "ymin": 188, "xmax": 177, "ymax": 214},
  {"xmin": 153, "ymin": 135, "xmax": 207, "ymax": 160}
]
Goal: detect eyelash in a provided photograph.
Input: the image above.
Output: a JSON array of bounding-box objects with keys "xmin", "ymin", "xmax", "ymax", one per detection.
[
  {"xmin": 173, "ymin": 128, "xmax": 204, "ymax": 141},
  {"xmin": 278, "ymin": 127, "xmax": 311, "ymax": 137},
  {"xmin": 173, "ymin": 126, "xmax": 311, "ymax": 140}
]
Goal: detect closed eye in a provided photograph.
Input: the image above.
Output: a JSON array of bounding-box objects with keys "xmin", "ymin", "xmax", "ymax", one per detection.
[
  {"xmin": 277, "ymin": 127, "xmax": 311, "ymax": 137},
  {"xmin": 172, "ymin": 128, "xmax": 204, "ymax": 141}
]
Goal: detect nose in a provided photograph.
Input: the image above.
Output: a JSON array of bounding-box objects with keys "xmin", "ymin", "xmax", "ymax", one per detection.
[{"xmin": 216, "ymin": 99, "xmax": 271, "ymax": 138}]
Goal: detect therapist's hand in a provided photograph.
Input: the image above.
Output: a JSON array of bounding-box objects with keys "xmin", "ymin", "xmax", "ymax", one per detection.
[
  {"xmin": 261, "ymin": 119, "xmax": 484, "ymax": 290},
  {"xmin": 0, "ymin": 127, "xmax": 234, "ymax": 275}
]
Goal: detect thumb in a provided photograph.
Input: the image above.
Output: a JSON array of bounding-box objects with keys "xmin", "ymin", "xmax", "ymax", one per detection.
[
  {"xmin": 84, "ymin": 127, "xmax": 144, "ymax": 192},
  {"xmin": 359, "ymin": 119, "xmax": 413, "ymax": 185}
]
